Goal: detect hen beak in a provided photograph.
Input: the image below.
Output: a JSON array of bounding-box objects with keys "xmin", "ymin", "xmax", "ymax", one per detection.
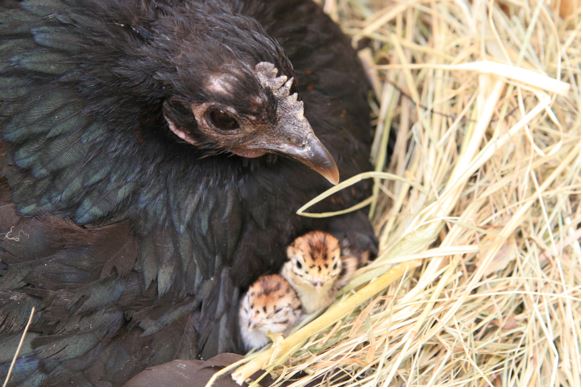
[
  {"xmin": 269, "ymin": 129, "xmax": 340, "ymax": 185},
  {"xmin": 236, "ymin": 122, "xmax": 340, "ymax": 185},
  {"xmin": 230, "ymin": 119, "xmax": 339, "ymax": 185},
  {"xmin": 251, "ymin": 62, "xmax": 340, "ymax": 185}
]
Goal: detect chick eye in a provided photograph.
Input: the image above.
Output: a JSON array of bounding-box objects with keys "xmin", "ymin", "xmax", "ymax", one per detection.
[
  {"xmin": 295, "ymin": 259, "xmax": 303, "ymax": 270},
  {"xmin": 207, "ymin": 108, "xmax": 239, "ymax": 131}
]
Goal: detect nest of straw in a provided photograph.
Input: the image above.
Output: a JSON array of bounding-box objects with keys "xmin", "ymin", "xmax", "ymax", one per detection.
[{"xmin": 213, "ymin": 0, "xmax": 581, "ymax": 386}]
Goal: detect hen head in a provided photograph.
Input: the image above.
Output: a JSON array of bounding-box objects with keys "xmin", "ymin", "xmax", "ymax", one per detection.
[{"xmin": 153, "ymin": 10, "xmax": 339, "ymax": 184}]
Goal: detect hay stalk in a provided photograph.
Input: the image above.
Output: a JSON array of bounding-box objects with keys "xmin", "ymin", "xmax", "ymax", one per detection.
[{"xmin": 213, "ymin": 0, "xmax": 580, "ymax": 385}]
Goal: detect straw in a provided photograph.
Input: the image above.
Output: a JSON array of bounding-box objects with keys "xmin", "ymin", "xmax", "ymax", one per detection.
[{"xmin": 210, "ymin": 0, "xmax": 581, "ymax": 386}]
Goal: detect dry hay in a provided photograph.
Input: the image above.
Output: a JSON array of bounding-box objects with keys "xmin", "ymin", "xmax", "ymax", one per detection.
[{"xmin": 211, "ymin": 0, "xmax": 581, "ymax": 386}]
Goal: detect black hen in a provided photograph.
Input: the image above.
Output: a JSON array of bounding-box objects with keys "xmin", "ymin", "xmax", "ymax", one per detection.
[{"xmin": 0, "ymin": 0, "xmax": 376, "ymax": 385}]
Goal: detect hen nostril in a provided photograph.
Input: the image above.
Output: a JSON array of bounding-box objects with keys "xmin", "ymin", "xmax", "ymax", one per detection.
[{"xmin": 286, "ymin": 134, "xmax": 304, "ymax": 147}]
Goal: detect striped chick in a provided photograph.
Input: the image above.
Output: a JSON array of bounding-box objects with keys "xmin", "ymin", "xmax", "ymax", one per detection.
[{"xmin": 239, "ymin": 274, "xmax": 302, "ymax": 351}]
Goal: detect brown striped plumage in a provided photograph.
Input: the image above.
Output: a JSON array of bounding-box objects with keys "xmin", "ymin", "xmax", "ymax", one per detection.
[
  {"xmin": 239, "ymin": 274, "xmax": 302, "ymax": 351},
  {"xmin": 281, "ymin": 231, "xmax": 342, "ymax": 314}
]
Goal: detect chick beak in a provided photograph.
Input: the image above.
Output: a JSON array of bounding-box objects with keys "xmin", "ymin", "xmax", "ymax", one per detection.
[{"xmin": 312, "ymin": 280, "xmax": 324, "ymax": 288}]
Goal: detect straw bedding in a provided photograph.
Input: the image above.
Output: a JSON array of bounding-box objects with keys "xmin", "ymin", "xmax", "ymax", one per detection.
[{"xmin": 211, "ymin": 0, "xmax": 582, "ymax": 386}]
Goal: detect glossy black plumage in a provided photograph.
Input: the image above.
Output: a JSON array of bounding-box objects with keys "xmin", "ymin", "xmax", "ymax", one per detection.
[{"xmin": 0, "ymin": 0, "xmax": 376, "ymax": 385}]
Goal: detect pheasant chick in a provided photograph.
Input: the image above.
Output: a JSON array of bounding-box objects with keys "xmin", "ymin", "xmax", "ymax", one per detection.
[
  {"xmin": 281, "ymin": 231, "xmax": 347, "ymax": 314},
  {"xmin": 239, "ymin": 274, "xmax": 302, "ymax": 351}
]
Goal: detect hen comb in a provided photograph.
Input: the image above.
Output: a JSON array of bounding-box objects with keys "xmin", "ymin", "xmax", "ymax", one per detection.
[{"xmin": 255, "ymin": 62, "xmax": 305, "ymax": 121}]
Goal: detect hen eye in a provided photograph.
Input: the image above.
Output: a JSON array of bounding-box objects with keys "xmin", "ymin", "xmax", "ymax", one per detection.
[
  {"xmin": 207, "ymin": 108, "xmax": 239, "ymax": 131},
  {"xmin": 295, "ymin": 259, "xmax": 303, "ymax": 270}
]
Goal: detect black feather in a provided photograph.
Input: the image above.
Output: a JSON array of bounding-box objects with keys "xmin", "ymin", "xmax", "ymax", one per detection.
[{"xmin": 11, "ymin": 49, "xmax": 73, "ymax": 74}]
